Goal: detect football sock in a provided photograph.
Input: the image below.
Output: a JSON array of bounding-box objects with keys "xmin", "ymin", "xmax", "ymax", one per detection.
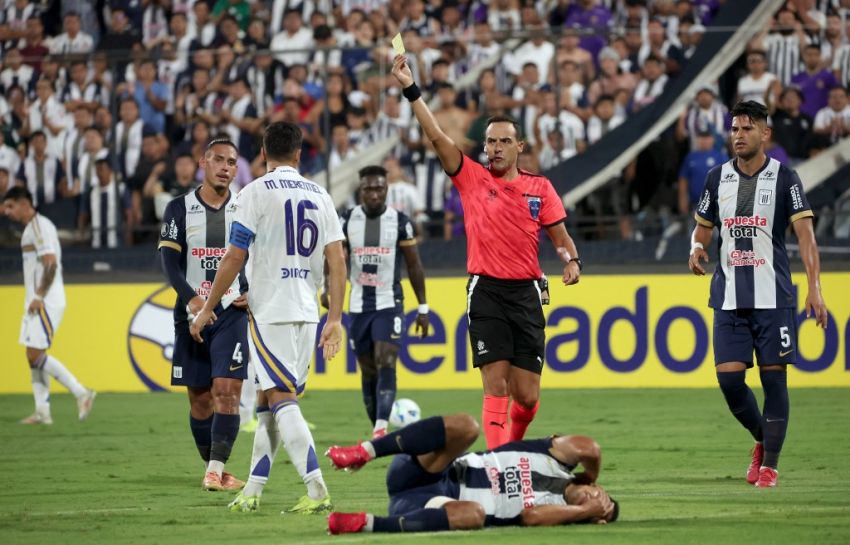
[
  {"xmin": 482, "ymin": 394, "xmax": 510, "ymax": 448},
  {"xmin": 509, "ymin": 400, "xmax": 539, "ymax": 442},
  {"xmin": 717, "ymin": 371, "xmax": 763, "ymax": 441},
  {"xmin": 190, "ymin": 414, "xmax": 213, "ymax": 462},
  {"xmin": 375, "ymin": 366, "xmax": 396, "ymax": 423},
  {"xmin": 372, "ymin": 508, "xmax": 450, "ymax": 532},
  {"xmin": 239, "ymin": 364, "xmax": 257, "ymax": 425},
  {"xmin": 360, "ymin": 373, "xmax": 377, "ymax": 425},
  {"xmin": 244, "ymin": 406, "xmax": 278, "ymax": 497},
  {"xmin": 210, "ymin": 413, "xmax": 240, "ymax": 471},
  {"xmin": 760, "ymin": 369, "xmax": 789, "ymax": 469},
  {"xmin": 374, "ymin": 419, "xmax": 389, "ymax": 434},
  {"xmin": 273, "ymin": 400, "xmax": 327, "ymax": 500},
  {"xmin": 367, "ymin": 416, "xmax": 446, "ymax": 458},
  {"xmin": 30, "ymin": 358, "xmax": 50, "ymax": 415},
  {"xmin": 43, "ymin": 355, "xmax": 86, "ymax": 397}
]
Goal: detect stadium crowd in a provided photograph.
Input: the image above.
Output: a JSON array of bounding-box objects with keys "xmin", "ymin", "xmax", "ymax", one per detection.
[{"xmin": 1, "ymin": 0, "xmax": 849, "ymax": 249}]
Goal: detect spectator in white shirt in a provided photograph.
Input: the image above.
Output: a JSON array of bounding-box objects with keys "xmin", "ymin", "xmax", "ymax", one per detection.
[
  {"xmin": 587, "ymin": 94, "xmax": 625, "ymax": 145},
  {"xmin": 270, "ymin": 8, "xmax": 314, "ymax": 66},
  {"xmin": 736, "ymin": 49, "xmax": 780, "ymax": 106},
  {"xmin": 813, "ymin": 85, "xmax": 850, "ymax": 145},
  {"xmin": 632, "ymin": 55, "xmax": 669, "ymax": 112},
  {"xmin": 28, "ymin": 77, "xmax": 69, "ymax": 159},
  {"xmin": 49, "ymin": 11, "xmax": 94, "ymax": 55},
  {"xmin": 0, "ymin": 48, "xmax": 34, "ymax": 93}
]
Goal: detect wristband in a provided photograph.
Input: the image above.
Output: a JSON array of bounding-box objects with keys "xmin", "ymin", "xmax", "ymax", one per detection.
[
  {"xmin": 690, "ymin": 241, "xmax": 704, "ymax": 255},
  {"xmin": 418, "ymin": 304, "xmax": 429, "ymax": 314},
  {"xmin": 33, "ymin": 294, "xmax": 43, "ymax": 301},
  {"xmin": 402, "ymin": 83, "xmax": 422, "ymax": 102}
]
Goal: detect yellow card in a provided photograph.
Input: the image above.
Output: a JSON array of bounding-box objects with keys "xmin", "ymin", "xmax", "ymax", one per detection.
[{"xmin": 391, "ymin": 33, "xmax": 405, "ymax": 55}]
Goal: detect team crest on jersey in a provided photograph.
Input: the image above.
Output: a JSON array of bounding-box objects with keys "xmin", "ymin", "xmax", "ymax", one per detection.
[
  {"xmin": 759, "ymin": 189, "xmax": 772, "ymax": 205},
  {"xmin": 526, "ymin": 196, "xmax": 542, "ymax": 220},
  {"xmin": 161, "ymin": 218, "xmax": 178, "ymax": 239}
]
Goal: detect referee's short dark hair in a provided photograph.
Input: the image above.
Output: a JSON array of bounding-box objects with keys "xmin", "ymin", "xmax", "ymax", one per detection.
[
  {"xmin": 263, "ymin": 121, "xmax": 303, "ymax": 162},
  {"xmin": 358, "ymin": 165, "xmax": 387, "ymax": 180},
  {"xmin": 730, "ymin": 100, "xmax": 769, "ymax": 125},
  {"xmin": 4, "ymin": 186, "xmax": 33, "ymax": 204},
  {"xmin": 486, "ymin": 114, "xmax": 523, "ymax": 140}
]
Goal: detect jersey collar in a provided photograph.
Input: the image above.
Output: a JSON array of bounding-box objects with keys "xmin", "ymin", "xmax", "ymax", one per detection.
[{"xmin": 194, "ymin": 187, "xmax": 232, "ymax": 212}]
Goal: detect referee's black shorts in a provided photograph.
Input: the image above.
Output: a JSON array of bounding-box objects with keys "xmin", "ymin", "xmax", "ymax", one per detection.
[{"xmin": 466, "ymin": 274, "xmax": 545, "ymax": 374}]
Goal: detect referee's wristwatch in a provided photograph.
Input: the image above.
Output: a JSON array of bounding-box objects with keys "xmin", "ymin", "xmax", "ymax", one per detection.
[{"xmin": 568, "ymin": 257, "xmax": 583, "ymax": 271}]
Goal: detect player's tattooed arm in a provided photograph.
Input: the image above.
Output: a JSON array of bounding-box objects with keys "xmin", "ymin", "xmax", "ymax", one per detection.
[
  {"xmin": 28, "ymin": 253, "xmax": 57, "ymax": 313},
  {"xmin": 37, "ymin": 253, "xmax": 57, "ymax": 297}
]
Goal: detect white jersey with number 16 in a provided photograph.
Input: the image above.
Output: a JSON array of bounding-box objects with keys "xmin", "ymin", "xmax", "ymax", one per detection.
[{"xmin": 232, "ymin": 165, "xmax": 344, "ymax": 324}]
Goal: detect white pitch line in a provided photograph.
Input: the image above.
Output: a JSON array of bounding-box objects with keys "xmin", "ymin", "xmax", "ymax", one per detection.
[{"xmin": 2, "ymin": 506, "xmax": 152, "ymax": 518}]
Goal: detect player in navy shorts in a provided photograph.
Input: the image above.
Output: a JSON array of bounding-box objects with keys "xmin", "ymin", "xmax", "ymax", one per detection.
[
  {"xmin": 159, "ymin": 137, "xmax": 249, "ymax": 491},
  {"xmin": 689, "ymin": 101, "xmax": 828, "ymax": 488},
  {"xmin": 330, "ymin": 165, "xmax": 429, "ymax": 438},
  {"xmin": 325, "ymin": 414, "xmax": 618, "ymax": 534}
]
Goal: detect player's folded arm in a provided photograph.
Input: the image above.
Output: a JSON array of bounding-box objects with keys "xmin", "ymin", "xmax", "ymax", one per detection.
[{"xmin": 520, "ymin": 504, "xmax": 595, "ymax": 526}]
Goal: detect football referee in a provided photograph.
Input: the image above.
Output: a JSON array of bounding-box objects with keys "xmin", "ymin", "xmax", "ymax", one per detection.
[{"xmin": 391, "ymin": 55, "xmax": 581, "ymax": 448}]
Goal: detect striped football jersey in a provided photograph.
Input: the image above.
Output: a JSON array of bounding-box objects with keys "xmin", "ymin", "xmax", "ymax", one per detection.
[{"xmin": 695, "ymin": 157, "xmax": 814, "ymax": 310}]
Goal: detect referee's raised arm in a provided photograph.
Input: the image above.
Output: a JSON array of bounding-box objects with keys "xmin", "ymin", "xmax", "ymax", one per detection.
[{"xmin": 391, "ymin": 54, "xmax": 462, "ymax": 175}]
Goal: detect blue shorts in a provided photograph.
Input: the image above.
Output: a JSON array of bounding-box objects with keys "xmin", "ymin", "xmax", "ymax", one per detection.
[
  {"xmin": 386, "ymin": 454, "xmax": 460, "ymax": 516},
  {"xmin": 171, "ymin": 306, "xmax": 249, "ymax": 388},
  {"xmin": 713, "ymin": 308, "xmax": 798, "ymax": 367},
  {"xmin": 348, "ymin": 306, "xmax": 403, "ymax": 356}
]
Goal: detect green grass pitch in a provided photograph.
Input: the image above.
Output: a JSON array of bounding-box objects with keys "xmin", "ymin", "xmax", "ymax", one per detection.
[{"xmin": 1, "ymin": 389, "xmax": 848, "ymax": 545}]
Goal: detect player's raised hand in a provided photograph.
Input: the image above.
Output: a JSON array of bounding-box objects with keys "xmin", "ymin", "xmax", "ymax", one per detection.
[
  {"xmin": 688, "ymin": 247, "xmax": 709, "ymax": 276},
  {"xmin": 391, "ymin": 54, "xmax": 415, "ymax": 88},
  {"xmin": 189, "ymin": 307, "xmax": 217, "ymax": 343},
  {"xmin": 805, "ymin": 289, "xmax": 828, "ymax": 329},
  {"xmin": 319, "ymin": 319, "xmax": 343, "ymax": 361}
]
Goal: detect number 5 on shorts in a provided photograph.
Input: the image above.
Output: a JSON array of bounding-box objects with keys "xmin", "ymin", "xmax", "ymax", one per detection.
[{"xmin": 779, "ymin": 326, "xmax": 791, "ymax": 348}]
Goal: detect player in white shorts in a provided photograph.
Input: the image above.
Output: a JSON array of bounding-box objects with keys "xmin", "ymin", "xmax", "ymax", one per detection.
[
  {"xmin": 3, "ymin": 187, "xmax": 95, "ymax": 425},
  {"xmin": 190, "ymin": 121, "xmax": 347, "ymax": 515}
]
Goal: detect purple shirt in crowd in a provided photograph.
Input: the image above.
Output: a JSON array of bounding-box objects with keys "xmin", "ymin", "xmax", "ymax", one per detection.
[
  {"xmin": 791, "ymin": 69, "xmax": 839, "ymax": 119},
  {"xmin": 565, "ymin": 5, "xmax": 612, "ymax": 61}
]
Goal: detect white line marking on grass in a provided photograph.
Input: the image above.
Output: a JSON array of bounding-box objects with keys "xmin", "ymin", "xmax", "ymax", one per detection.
[{"xmin": 3, "ymin": 507, "xmax": 152, "ymax": 518}]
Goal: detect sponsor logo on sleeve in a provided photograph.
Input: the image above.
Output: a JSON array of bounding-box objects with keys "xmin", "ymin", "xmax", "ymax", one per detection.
[
  {"xmin": 790, "ymin": 184, "xmax": 804, "ymax": 210},
  {"xmin": 697, "ymin": 190, "xmax": 712, "ymax": 214}
]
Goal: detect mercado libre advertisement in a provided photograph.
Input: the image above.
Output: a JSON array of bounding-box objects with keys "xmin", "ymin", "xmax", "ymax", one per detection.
[{"xmin": 1, "ymin": 273, "xmax": 847, "ymax": 393}]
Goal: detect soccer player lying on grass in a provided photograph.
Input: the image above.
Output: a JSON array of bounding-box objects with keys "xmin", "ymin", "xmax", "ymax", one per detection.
[{"xmin": 325, "ymin": 414, "xmax": 618, "ymax": 534}]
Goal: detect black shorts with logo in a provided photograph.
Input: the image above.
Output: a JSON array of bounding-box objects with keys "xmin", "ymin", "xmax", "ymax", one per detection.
[{"xmin": 466, "ymin": 275, "xmax": 546, "ymax": 374}]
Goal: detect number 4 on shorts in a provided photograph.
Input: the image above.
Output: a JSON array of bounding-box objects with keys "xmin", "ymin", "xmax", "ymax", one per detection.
[{"xmin": 232, "ymin": 342, "xmax": 243, "ymax": 364}]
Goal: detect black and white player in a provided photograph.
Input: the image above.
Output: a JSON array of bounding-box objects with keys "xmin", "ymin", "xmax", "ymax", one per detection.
[
  {"xmin": 327, "ymin": 165, "xmax": 429, "ymax": 438},
  {"xmin": 325, "ymin": 414, "xmax": 618, "ymax": 534},
  {"xmin": 158, "ymin": 136, "xmax": 249, "ymax": 491},
  {"xmin": 689, "ymin": 101, "xmax": 828, "ymax": 488}
]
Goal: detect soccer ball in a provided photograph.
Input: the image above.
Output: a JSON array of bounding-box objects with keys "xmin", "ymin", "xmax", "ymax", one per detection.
[{"xmin": 389, "ymin": 398, "xmax": 421, "ymax": 428}]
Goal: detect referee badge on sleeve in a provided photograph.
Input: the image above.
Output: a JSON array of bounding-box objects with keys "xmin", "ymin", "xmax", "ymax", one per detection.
[{"xmin": 526, "ymin": 196, "xmax": 541, "ymax": 219}]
